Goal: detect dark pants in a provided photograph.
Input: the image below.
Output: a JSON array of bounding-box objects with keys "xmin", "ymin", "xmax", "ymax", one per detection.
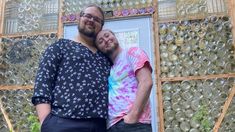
[
  {"xmin": 108, "ymin": 120, "xmax": 152, "ymax": 132},
  {"xmin": 41, "ymin": 113, "xmax": 107, "ymax": 132}
]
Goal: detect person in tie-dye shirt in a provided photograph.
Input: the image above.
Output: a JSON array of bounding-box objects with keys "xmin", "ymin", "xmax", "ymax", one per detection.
[{"xmin": 95, "ymin": 29, "xmax": 153, "ymax": 132}]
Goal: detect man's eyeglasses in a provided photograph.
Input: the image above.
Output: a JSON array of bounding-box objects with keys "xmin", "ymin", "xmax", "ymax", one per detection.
[{"xmin": 81, "ymin": 12, "xmax": 104, "ymax": 25}]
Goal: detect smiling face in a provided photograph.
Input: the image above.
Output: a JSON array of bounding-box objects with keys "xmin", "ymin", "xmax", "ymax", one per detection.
[
  {"xmin": 95, "ymin": 30, "xmax": 119, "ymax": 55},
  {"xmin": 78, "ymin": 6, "xmax": 104, "ymax": 38}
]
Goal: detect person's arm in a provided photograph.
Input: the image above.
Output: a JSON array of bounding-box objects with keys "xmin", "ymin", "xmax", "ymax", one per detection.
[
  {"xmin": 124, "ymin": 64, "xmax": 153, "ymax": 123},
  {"xmin": 32, "ymin": 40, "xmax": 63, "ymax": 124},
  {"xmin": 36, "ymin": 104, "xmax": 51, "ymax": 124}
]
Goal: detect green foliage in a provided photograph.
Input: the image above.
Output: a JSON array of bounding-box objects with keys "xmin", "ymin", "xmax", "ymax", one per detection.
[
  {"xmin": 27, "ymin": 115, "xmax": 40, "ymax": 132},
  {"xmin": 193, "ymin": 104, "xmax": 212, "ymax": 132}
]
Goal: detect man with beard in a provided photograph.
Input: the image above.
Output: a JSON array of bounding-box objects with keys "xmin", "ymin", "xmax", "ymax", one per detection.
[
  {"xmin": 95, "ymin": 29, "xmax": 153, "ymax": 132},
  {"xmin": 32, "ymin": 5, "xmax": 111, "ymax": 132}
]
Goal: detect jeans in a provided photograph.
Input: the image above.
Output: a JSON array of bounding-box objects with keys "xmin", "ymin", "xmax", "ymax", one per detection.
[
  {"xmin": 108, "ymin": 119, "xmax": 152, "ymax": 132},
  {"xmin": 41, "ymin": 113, "xmax": 107, "ymax": 132}
]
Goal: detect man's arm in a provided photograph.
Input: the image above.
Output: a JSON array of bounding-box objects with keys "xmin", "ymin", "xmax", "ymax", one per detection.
[
  {"xmin": 36, "ymin": 104, "xmax": 51, "ymax": 124},
  {"xmin": 124, "ymin": 64, "xmax": 153, "ymax": 123},
  {"xmin": 32, "ymin": 41, "xmax": 62, "ymax": 124}
]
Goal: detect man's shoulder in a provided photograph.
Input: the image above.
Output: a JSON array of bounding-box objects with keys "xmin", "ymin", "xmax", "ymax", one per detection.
[
  {"xmin": 54, "ymin": 38, "xmax": 72, "ymax": 45},
  {"xmin": 126, "ymin": 47, "xmax": 146, "ymax": 56},
  {"xmin": 128, "ymin": 47, "xmax": 140, "ymax": 50},
  {"xmin": 50, "ymin": 38, "xmax": 78, "ymax": 49}
]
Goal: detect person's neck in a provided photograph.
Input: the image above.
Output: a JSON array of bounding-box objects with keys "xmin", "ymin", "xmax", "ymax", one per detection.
[
  {"xmin": 109, "ymin": 47, "xmax": 122, "ymax": 63},
  {"xmin": 76, "ymin": 34, "xmax": 97, "ymax": 53}
]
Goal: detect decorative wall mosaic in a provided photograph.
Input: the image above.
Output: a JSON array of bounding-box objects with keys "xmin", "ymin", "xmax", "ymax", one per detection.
[
  {"xmin": 176, "ymin": 0, "xmax": 208, "ymax": 17},
  {"xmin": 0, "ymin": 89, "xmax": 35, "ymax": 131},
  {"xmin": 0, "ymin": 111, "xmax": 8, "ymax": 132},
  {"xmin": 1, "ymin": 34, "xmax": 57, "ymax": 85},
  {"xmin": 159, "ymin": 16, "xmax": 235, "ymax": 77},
  {"xmin": 219, "ymin": 96, "xmax": 235, "ymax": 131},
  {"xmin": 162, "ymin": 78, "xmax": 235, "ymax": 132},
  {"xmin": 63, "ymin": 0, "xmax": 153, "ymax": 15},
  {"xmin": 62, "ymin": 6, "xmax": 154, "ymax": 23},
  {"xmin": 4, "ymin": 0, "xmax": 58, "ymax": 34},
  {"xmin": 158, "ymin": 0, "xmax": 228, "ymax": 20},
  {"xmin": 62, "ymin": 0, "xmax": 154, "ymax": 23}
]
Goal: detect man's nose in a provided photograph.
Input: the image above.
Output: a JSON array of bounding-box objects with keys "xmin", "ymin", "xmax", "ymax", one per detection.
[{"xmin": 104, "ymin": 38, "xmax": 109, "ymax": 45}]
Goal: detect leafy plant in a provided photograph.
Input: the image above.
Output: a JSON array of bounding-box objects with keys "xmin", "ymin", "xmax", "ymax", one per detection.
[
  {"xmin": 27, "ymin": 115, "xmax": 40, "ymax": 132},
  {"xmin": 193, "ymin": 104, "xmax": 212, "ymax": 132}
]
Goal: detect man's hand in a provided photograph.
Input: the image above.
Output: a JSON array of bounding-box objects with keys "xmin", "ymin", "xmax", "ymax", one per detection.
[
  {"xmin": 123, "ymin": 112, "xmax": 139, "ymax": 124},
  {"xmin": 35, "ymin": 104, "xmax": 51, "ymax": 125}
]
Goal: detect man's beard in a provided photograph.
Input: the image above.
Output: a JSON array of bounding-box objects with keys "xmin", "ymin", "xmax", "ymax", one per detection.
[
  {"xmin": 78, "ymin": 25, "xmax": 96, "ymax": 38},
  {"xmin": 105, "ymin": 42, "xmax": 119, "ymax": 56}
]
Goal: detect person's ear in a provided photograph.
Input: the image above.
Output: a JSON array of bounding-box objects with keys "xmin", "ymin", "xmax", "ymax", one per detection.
[{"xmin": 77, "ymin": 18, "xmax": 81, "ymax": 25}]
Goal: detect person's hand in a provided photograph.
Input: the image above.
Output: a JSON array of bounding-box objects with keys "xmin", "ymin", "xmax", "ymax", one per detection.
[
  {"xmin": 36, "ymin": 104, "xmax": 51, "ymax": 125},
  {"xmin": 123, "ymin": 112, "xmax": 139, "ymax": 124},
  {"xmin": 40, "ymin": 120, "xmax": 43, "ymax": 125},
  {"xmin": 39, "ymin": 117, "xmax": 46, "ymax": 125},
  {"xmin": 39, "ymin": 113, "xmax": 50, "ymax": 125}
]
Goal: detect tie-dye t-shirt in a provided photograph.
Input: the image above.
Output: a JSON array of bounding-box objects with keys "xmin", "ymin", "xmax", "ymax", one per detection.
[{"xmin": 108, "ymin": 47, "xmax": 152, "ymax": 128}]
